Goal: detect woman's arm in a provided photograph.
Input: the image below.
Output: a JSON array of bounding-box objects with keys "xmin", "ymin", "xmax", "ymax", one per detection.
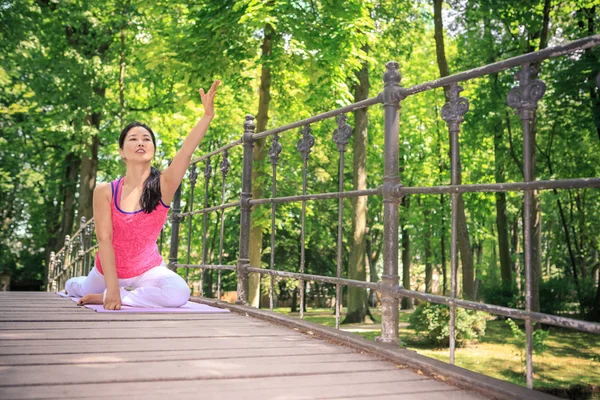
[
  {"xmin": 93, "ymin": 183, "xmax": 121, "ymax": 310},
  {"xmin": 161, "ymin": 80, "xmax": 221, "ymax": 204}
]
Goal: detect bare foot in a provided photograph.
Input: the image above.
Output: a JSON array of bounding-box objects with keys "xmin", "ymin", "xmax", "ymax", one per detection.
[{"xmin": 78, "ymin": 293, "xmax": 103, "ymax": 306}]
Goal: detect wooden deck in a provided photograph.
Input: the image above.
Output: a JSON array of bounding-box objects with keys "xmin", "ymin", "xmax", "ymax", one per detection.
[{"xmin": 0, "ymin": 292, "xmax": 486, "ymax": 399}]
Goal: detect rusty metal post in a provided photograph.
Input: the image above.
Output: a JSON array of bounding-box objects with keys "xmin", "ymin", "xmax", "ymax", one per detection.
[
  {"xmin": 237, "ymin": 115, "xmax": 255, "ymax": 304},
  {"xmin": 442, "ymin": 83, "xmax": 469, "ymax": 364},
  {"xmin": 168, "ymin": 184, "xmax": 182, "ymax": 272},
  {"xmin": 333, "ymin": 114, "xmax": 353, "ymax": 329},
  {"xmin": 201, "ymin": 158, "xmax": 212, "ymax": 296},
  {"xmin": 185, "ymin": 164, "xmax": 198, "ymax": 284},
  {"xmin": 297, "ymin": 124, "xmax": 315, "ymax": 319},
  {"xmin": 376, "ymin": 61, "xmax": 403, "ymax": 346},
  {"xmin": 47, "ymin": 251, "xmax": 56, "ymax": 292},
  {"xmin": 508, "ymin": 62, "xmax": 546, "ymax": 390},
  {"xmin": 84, "ymin": 219, "xmax": 92, "ymax": 275},
  {"xmin": 64, "ymin": 235, "xmax": 71, "ymax": 283},
  {"xmin": 268, "ymin": 136, "xmax": 282, "ymax": 311},
  {"xmin": 218, "ymin": 149, "xmax": 231, "ymax": 302}
]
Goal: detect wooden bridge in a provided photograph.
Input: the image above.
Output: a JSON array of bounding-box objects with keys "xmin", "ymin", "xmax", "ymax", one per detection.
[
  {"xmin": 0, "ymin": 291, "xmax": 555, "ymax": 399},
  {"xmin": 35, "ymin": 35, "xmax": 600, "ymax": 400}
]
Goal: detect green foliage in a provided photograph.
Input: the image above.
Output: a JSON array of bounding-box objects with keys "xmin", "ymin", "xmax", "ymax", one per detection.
[
  {"xmin": 505, "ymin": 318, "xmax": 550, "ymax": 376},
  {"xmin": 480, "ymin": 281, "xmax": 521, "ymax": 309},
  {"xmin": 409, "ymin": 302, "xmax": 490, "ymax": 346}
]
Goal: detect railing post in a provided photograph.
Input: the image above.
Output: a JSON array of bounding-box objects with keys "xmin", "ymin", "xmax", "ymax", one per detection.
[
  {"xmin": 237, "ymin": 114, "xmax": 255, "ymax": 305},
  {"xmin": 185, "ymin": 164, "xmax": 198, "ymax": 284},
  {"xmin": 201, "ymin": 158, "xmax": 212, "ymax": 296},
  {"xmin": 508, "ymin": 62, "xmax": 546, "ymax": 390},
  {"xmin": 64, "ymin": 235, "xmax": 71, "ymax": 286},
  {"xmin": 168, "ymin": 184, "xmax": 182, "ymax": 272},
  {"xmin": 376, "ymin": 61, "xmax": 403, "ymax": 346},
  {"xmin": 47, "ymin": 251, "xmax": 56, "ymax": 292},
  {"xmin": 218, "ymin": 149, "xmax": 231, "ymax": 302},
  {"xmin": 441, "ymin": 83, "xmax": 470, "ymax": 365},
  {"xmin": 333, "ymin": 114, "xmax": 353, "ymax": 329},
  {"xmin": 268, "ymin": 136, "xmax": 282, "ymax": 311},
  {"xmin": 78, "ymin": 216, "xmax": 86, "ymax": 277}
]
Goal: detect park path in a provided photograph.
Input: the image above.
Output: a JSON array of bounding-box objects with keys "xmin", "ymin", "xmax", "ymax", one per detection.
[{"xmin": 0, "ymin": 292, "xmax": 485, "ymax": 399}]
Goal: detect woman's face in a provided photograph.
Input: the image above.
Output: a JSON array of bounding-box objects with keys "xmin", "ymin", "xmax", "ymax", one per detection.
[{"xmin": 119, "ymin": 126, "xmax": 155, "ymax": 163}]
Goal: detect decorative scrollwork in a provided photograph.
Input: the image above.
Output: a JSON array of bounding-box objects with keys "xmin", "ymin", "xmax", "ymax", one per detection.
[
  {"xmin": 220, "ymin": 149, "xmax": 230, "ymax": 176},
  {"xmin": 204, "ymin": 158, "xmax": 212, "ymax": 181},
  {"xmin": 441, "ymin": 83, "xmax": 469, "ymax": 124},
  {"xmin": 189, "ymin": 164, "xmax": 198, "ymax": 186},
  {"xmin": 332, "ymin": 114, "xmax": 353, "ymax": 152},
  {"xmin": 507, "ymin": 63, "xmax": 546, "ymax": 116},
  {"xmin": 269, "ymin": 134, "xmax": 282, "ymax": 165},
  {"xmin": 297, "ymin": 125, "xmax": 315, "ymax": 161}
]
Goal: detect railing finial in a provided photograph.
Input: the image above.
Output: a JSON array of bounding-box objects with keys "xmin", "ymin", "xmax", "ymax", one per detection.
[
  {"xmin": 507, "ymin": 63, "xmax": 546, "ymax": 117},
  {"xmin": 332, "ymin": 114, "xmax": 353, "ymax": 153}
]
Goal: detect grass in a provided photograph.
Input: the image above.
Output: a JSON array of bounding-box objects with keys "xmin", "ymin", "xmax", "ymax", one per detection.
[{"xmin": 272, "ymin": 307, "xmax": 600, "ymax": 395}]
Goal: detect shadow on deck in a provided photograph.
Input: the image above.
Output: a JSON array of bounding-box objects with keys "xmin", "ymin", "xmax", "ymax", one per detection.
[{"xmin": 0, "ymin": 292, "xmax": 552, "ymax": 399}]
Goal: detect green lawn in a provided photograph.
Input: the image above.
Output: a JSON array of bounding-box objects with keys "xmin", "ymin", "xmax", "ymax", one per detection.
[{"xmin": 272, "ymin": 307, "xmax": 600, "ymax": 395}]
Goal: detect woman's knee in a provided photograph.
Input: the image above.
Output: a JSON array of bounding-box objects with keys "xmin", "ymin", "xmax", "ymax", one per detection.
[{"xmin": 162, "ymin": 283, "xmax": 191, "ymax": 307}]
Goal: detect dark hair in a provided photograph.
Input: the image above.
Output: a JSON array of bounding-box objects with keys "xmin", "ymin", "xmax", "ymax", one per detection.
[{"xmin": 119, "ymin": 121, "xmax": 162, "ymax": 214}]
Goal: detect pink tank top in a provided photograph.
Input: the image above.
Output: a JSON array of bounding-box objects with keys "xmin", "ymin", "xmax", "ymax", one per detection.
[{"xmin": 95, "ymin": 177, "xmax": 170, "ymax": 278}]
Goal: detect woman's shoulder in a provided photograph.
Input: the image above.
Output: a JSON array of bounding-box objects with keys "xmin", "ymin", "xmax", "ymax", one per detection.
[{"xmin": 94, "ymin": 181, "xmax": 115, "ymax": 201}]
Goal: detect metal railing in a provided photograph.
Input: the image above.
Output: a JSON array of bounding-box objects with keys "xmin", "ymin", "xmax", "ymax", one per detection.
[
  {"xmin": 47, "ymin": 217, "xmax": 97, "ymax": 292},
  {"xmin": 47, "ymin": 217, "xmax": 168, "ymax": 292},
  {"xmin": 169, "ymin": 34, "xmax": 600, "ymax": 390},
  {"xmin": 47, "ymin": 34, "xmax": 600, "ymax": 391}
]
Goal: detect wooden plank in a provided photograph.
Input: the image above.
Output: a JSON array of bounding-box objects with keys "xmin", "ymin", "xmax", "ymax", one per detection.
[
  {"xmin": 0, "ymin": 320, "xmax": 271, "ymax": 330},
  {"xmin": 0, "ymin": 336, "xmax": 316, "ymax": 354},
  {"xmin": 0, "ymin": 346, "xmax": 356, "ymax": 366},
  {"xmin": 0, "ymin": 370, "xmax": 464, "ymax": 400},
  {"xmin": 0, "ymin": 357, "xmax": 408, "ymax": 386},
  {"xmin": 0, "ymin": 313, "xmax": 242, "ymax": 322},
  {"xmin": 0, "ymin": 325, "xmax": 302, "ymax": 340}
]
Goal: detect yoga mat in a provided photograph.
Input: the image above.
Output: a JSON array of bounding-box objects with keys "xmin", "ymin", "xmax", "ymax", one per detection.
[{"xmin": 55, "ymin": 292, "xmax": 229, "ymax": 313}]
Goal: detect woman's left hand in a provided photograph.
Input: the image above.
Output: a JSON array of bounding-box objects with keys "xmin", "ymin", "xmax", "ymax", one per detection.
[{"xmin": 199, "ymin": 80, "xmax": 221, "ymax": 118}]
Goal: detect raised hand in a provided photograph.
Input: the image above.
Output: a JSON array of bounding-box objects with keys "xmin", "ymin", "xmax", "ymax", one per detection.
[{"xmin": 199, "ymin": 80, "xmax": 221, "ymax": 118}]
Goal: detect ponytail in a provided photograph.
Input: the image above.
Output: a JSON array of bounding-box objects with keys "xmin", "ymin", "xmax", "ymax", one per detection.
[{"xmin": 141, "ymin": 167, "xmax": 162, "ymax": 213}]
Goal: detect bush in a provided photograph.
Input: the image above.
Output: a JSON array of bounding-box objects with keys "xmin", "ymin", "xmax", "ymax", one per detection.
[
  {"xmin": 479, "ymin": 281, "xmax": 521, "ymax": 309},
  {"xmin": 409, "ymin": 302, "xmax": 490, "ymax": 346},
  {"xmin": 539, "ymin": 276, "xmax": 580, "ymax": 316}
]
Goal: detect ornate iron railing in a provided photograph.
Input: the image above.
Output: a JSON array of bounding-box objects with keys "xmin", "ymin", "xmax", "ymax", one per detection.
[
  {"xmin": 170, "ymin": 34, "xmax": 600, "ymax": 390},
  {"xmin": 47, "ymin": 217, "xmax": 97, "ymax": 292},
  {"xmin": 48, "ymin": 34, "xmax": 600, "ymax": 391}
]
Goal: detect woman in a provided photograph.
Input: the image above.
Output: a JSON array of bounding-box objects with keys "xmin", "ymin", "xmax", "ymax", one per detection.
[{"xmin": 65, "ymin": 81, "xmax": 220, "ymax": 310}]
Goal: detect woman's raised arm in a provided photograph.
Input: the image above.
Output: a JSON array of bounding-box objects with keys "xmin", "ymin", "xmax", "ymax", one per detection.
[{"xmin": 161, "ymin": 80, "xmax": 220, "ymax": 203}]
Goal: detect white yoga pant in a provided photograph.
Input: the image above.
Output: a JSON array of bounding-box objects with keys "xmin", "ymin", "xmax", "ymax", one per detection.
[{"xmin": 65, "ymin": 264, "xmax": 191, "ymax": 308}]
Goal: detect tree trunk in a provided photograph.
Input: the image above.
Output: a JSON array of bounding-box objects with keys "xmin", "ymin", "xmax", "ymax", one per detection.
[
  {"xmin": 433, "ymin": 0, "xmax": 474, "ymax": 299},
  {"xmin": 512, "ymin": 216, "xmax": 522, "ymax": 297},
  {"xmin": 343, "ymin": 46, "xmax": 369, "ymax": 324},
  {"xmin": 401, "ymin": 196, "xmax": 412, "ymax": 309},
  {"xmin": 248, "ymin": 22, "xmax": 274, "ymax": 307},
  {"xmin": 494, "ymin": 110, "xmax": 512, "ymax": 287},
  {"xmin": 366, "ymin": 226, "xmax": 382, "ymax": 307},
  {"xmin": 57, "ymin": 153, "xmax": 81, "ymax": 252},
  {"xmin": 438, "ymin": 127, "xmax": 447, "ymax": 295},
  {"xmin": 291, "ymin": 286, "xmax": 298, "ymax": 313},
  {"xmin": 77, "ymin": 112, "xmax": 101, "ymax": 222},
  {"xmin": 418, "ymin": 195, "xmax": 433, "ymax": 294}
]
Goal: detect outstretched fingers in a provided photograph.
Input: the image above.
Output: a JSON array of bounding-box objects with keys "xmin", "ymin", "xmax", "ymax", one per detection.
[{"xmin": 198, "ymin": 80, "xmax": 221, "ymax": 98}]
